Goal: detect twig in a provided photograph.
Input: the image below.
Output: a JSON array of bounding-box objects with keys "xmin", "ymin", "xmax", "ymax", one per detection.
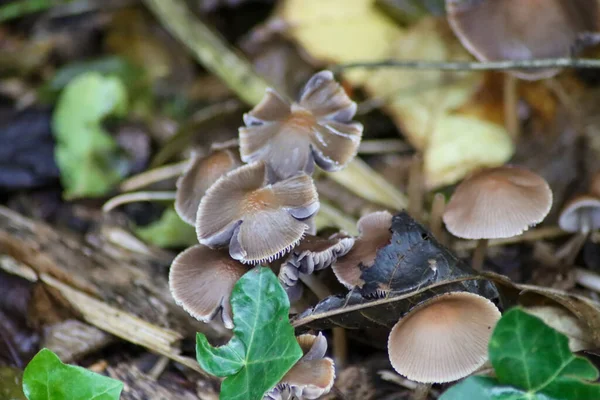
[
  {"xmin": 120, "ymin": 160, "xmax": 189, "ymax": 192},
  {"xmin": 142, "ymin": 0, "xmax": 270, "ymax": 105},
  {"xmin": 102, "ymin": 191, "xmax": 176, "ymax": 213},
  {"xmin": 335, "ymin": 58, "xmax": 600, "ymax": 72}
]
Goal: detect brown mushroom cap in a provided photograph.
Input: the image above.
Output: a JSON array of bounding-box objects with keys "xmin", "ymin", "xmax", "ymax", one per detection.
[
  {"xmin": 443, "ymin": 166, "xmax": 552, "ymax": 239},
  {"xmin": 332, "ymin": 211, "xmax": 393, "ymax": 289},
  {"xmin": 388, "ymin": 291, "xmax": 501, "ymax": 383},
  {"xmin": 196, "ymin": 161, "xmax": 319, "ymax": 264},
  {"xmin": 239, "ymin": 70, "xmax": 363, "ymax": 179},
  {"xmin": 266, "ymin": 332, "xmax": 335, "ymax": 400},
  {"xmin": 169, "ymin": 245, "xmax": 247, "ymax": 329},
  {"xmin": 279, "ymin": 233, "xmax": 355, "ymax": 289},
  {"xmin": 175, "ymin": 144, "xmax": 240, "ymax": 225},
  {"xmin": 558, "ymin": 194, "xmax": 600, "ymax": 233},
  {"xmin": 446, "ymin": 0, "xmax": 598, "ymax": 80}
]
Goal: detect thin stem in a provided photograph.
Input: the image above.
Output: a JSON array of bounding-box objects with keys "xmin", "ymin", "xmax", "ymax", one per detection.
[
  {"xmin": 504, "ymin": 74, "xmax": 520, "ymax": 141},
  {"xmin": 335, "ymin": 58, "xmax": 600, "ymax": 72},
  {"xmin": 574, "ymin": 268, "xmax": 600, "ymax": 293},
  {"xmin": 358, "ymin": 139, "xmax": 411, "ymax": 154},
  {"xmin": 411, "ymin": 383, "xmax": 432, "ymax": 400},
  {"xmin": 102, "ymin": 191, "xmax": 176, "ymax": 212},
  {"xmin": 120, "ymin": 160, "xmax": 189, "ymax": 192},
  {"xmin": 472, "ymin": 239, "xmax": 489, "ymax": 271},
  {"xmin": 429, "ymin": 193, "xmax": 446, "ymax": 245}
]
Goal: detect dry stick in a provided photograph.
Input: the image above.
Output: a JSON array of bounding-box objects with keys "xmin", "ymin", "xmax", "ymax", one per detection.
[
  {"xmin": 407, "ymin": 154, "xmax": 424, "ymax": 222},
  {"xmin": 429, "ymin": 193, "xmax": 446, "ymax": 246},
  {"xmin": 471, "ymin": 239, "xmax": 489, "ymax": 272},
  {"xmin": 142, "ymin": 0, "xmax": 270, "ymax": 106},
  {"xmin": 454, "ymin": 226, "xmax": 568, "ymax": 251},
  {"xmin": 299, "ymin": 274, "xmax": 348, "ymax": 369},
  {"xmin": 358, "ymin": 139, "xmax": 411, "ymax": 154},
  {"xmin": 120, "ymin": 160, "xmax": 189, "ymax": 192},
  {"xmin": 335, "ymin": 58, "xmax": 600, "ymax": 72},
  {"xmin": 504, "ymin": 74, "xmax": 520, "ymax": 141},
  {"xmin": 102, "ymin": 191, "xmax": 176, "ymax": 213}
]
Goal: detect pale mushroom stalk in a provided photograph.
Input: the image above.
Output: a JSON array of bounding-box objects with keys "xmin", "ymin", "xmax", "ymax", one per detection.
[
  {"xmin": 472, "ymin": 238, "xmax": 489, "ymax": 272},
  {"xmin": 429, "ymin": 193, "xmax": 446, "ymax": 246}
]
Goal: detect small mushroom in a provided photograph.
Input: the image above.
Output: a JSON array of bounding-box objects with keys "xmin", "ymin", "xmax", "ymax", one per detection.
[
  {"xmin": 446, "ymin": 0, "xmax": 598, "ymax": 80},
  {"xmin": 279, "ymin": 233, "xmax": 355, "ymax": 291},
  {"xmin": 196, "ymin": 161, "xmax": 320, "ymax": 264},
  {"xmin": 265, "ymin": 332, "xmax": 335, "ymax": 400},
  {"xmin": 169, "ymin": 245, "xmax": 247, "ymax": 329},
  {"xmin": 443, "ymin": 165, "xmax": 552, "ymax": 270},
  {"xmin": 559, "ymin": 195, "xmax": 600, "ymax": 234},
  {"xmin": 387, "ymin": 291, "xmax": 501, "ymax": 383},
  {"xmin": 175, "ymin": 142, "xmax": 240, "ymax": 225},
  {"xmin": 239, "ymin": 70, "xmax": 363, "ymax": 179},
  {"xmin": 332, "ymin": 211, "xmax": 393, "ymax": 289}
]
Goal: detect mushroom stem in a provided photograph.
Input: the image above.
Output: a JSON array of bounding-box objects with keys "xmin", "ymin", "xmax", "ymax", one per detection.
[
  {"xmin": 556, "ymin": 232, "xmax": 589, "ymax": 265},
  {"xmin": 574, "ymin": 267, "xmax": 600, "ymax": 293},
  {"xmin": 410, "ymin": 383, "xmax": 432, "ymax": 400},
  {"xmin": 429, "ymin": 193, "xmax": 446, "ymax": 245},
  {"xmin": 503, "ymin": 74, "xmax": 520, "ymax": 142},
  {"xmin": 472, "ymin": 239, "xmax": 489, "ymax": 271},
  {"xmin": 408, "ymin": 154, "xmax": 424, "ymax": 222}
]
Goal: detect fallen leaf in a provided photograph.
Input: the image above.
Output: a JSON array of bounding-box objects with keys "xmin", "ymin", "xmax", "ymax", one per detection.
[
  {"xmin": 293, "ymin": 212, "xmax": 496, "ymax": 331},
  {"xmin": 22, "ymin": 348, "xmax": 123, "ymax": 400},
  {"xmin": 196, "ymin": 267, "xmax": 303, "ymax": 400},
  {"xmin": 52, "ymin": 72, "xmax": 128, "ymax": 199},
  {"xmin": 0, "ymin": 366, "xmax": 26, "ymax": 400}
]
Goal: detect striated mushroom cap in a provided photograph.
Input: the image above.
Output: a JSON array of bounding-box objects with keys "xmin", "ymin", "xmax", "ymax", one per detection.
[
  {"xmin": 169, "ymin": 245, "xmax": 247, "ymax": 329},
  {"xmin": 196, "ymin": 161, "xmax": 319, "ymax": 264},
  {"xmin": 265, "ymin": 332, "xmax": 335, "ymax": 400},
  {"xmin": 175, "ymin": 142, "xmax": 240, "ymax": 225},
  {"xmin": 332, "ymin": 211, "xmax": 393, "ymax": 289},
  {"xmin": 446, "ymin": 0, "xmax": 598, "ymax": 80},
  {"xmin": 240, "ymin": 70, "xmax": 363, "ymax": 179},
  {"xmin": 388, "ymin": 291, "xmax": 501, "ymax": 383},
  {"xmin": 279, "ymin": 233, "xmax": 355, "ymax": 290},
  {"xmin": 443, "ymin": 166, "xmax": 552, "ymax": 239},
  {"xmin": 558, "ymin": 194, "xmax": 600, "ymax": 233}
]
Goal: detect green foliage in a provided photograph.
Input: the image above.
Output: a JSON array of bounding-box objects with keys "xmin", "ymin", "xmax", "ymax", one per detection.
[
  {"xmin": 22, "ymin": 349, "xmax": 123, "ymax": 400},
  {"xmin": 134, "ymin": 207, "xmax": 197, "ymax": 248},
  {"xmin": 52, "ymin": 72, "xmax": 128, "ymax": 199},
  {"xmin": 441, "ymin": 308, "xmax": 600, "ymax": 400},
  {"xmin": 196, "ymin": 267, "xmax": 303, "ymax": 400}
]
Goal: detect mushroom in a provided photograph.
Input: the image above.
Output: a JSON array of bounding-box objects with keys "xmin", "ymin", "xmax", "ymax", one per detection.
[
  {"xmin": 265, "ymin": 332, "xmax": 335, "ymax": 400},
  {"xmin": 196, "ymin": 161, "xmax": 320, "ymax": 264},
  {"xmin": 446, "ymin": 0, "xmax": 598, "ymax": 80},
  {"xmin": 169, "ymin": 245, "xmax": 247, "ymax": 329},
  {"xmin": 332, "ymin": 211, "xmax": 393, "ymax": 289},
  {"xmin": 556, "ymin": 181, "xmax": 600, "ymax": 263},
  {"xmin": 279, "ymin": 233, "xmax": 355, "ymax": 293},
  {"xmin": 443, "ymin": 165, "xmax": 552, "ymax": 270},
  {"xmin": 175, "ymin": 141, "xmax": 240, "ymax": 225},
  {"xmin": 387, "ymin": 291, "xmax": 501, "ymax": 383},
  {"xmin": 239, "ymin": 70, "xmax": 363, "ymax": 179}
]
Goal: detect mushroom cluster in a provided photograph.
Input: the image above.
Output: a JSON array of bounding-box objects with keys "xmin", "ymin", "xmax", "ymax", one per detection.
[{"xmin": 169, "ymin": 70, "xmax": 363, "ymax": 330}]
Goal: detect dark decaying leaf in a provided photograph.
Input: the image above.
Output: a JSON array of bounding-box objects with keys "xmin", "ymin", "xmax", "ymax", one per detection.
[
  {"xmin": 293, "ymin": 212, "xmax": 497, "ymax": 332},
  {"xmin": 0, "ymin": 108, "xmax": 59, "ymax": 191},
  {"xmin": 483, "ymin": 271, "xmax": 600, "ymax": 348}
]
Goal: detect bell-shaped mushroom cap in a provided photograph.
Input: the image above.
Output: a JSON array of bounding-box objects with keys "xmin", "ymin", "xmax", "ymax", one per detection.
[
  {"xmin": 388, "ymin": 291, "xmax": 501, "ymax": 383},
  {"xmin": 266, "ymin": 333, "xmax": 335, "ymax": 400},
  {"xmin": 446, "ymin": 0, "xmax": 598, "ymax": 80},
  {"xmin": 443, "ymin": 166, "xmax": 552, "ymax": 239},
  {"xmin": 196, "ymin": 161, "xmax": 319, "ymax": 264},
  {"xmin": 175, "ymin": 145, "xmax": 240, "ymax": 225},
  {"xmin": 279, "ymin": 233, "xmax": 355, "ymax": 289},
  {"xmin": 239, "ymin": 70, "xmax": 363, "ymax": 179},
  {"xmin": 332, "ymin": 211, "xmax": 393, "ymax": 289},
  {"xmin": 558, "ymin": 195, "xmax": 600, "ymax": 233},
  {"xmin": 169, "ymin": 245, "xmax": 247, "ymax": 329}
]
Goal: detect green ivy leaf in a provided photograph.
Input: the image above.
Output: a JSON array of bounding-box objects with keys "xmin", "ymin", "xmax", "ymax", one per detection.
[
  {"xmin": 196, "ymin": 267, "xmax": 303, "ymax": 400},
  {"xmin": 134, "ymin": 207, "xmax": 196, "ymax": 248},
  {"xmin": 440, "ymin": 308, "xmax": 600, "ymax": 400},
  {"xmin": 22, "ymin": 349, "xmax": 123, "ymax": 400},
  {"xmin": 52, "ymin": 72, "xmax": 128, "ymax": 199}
]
